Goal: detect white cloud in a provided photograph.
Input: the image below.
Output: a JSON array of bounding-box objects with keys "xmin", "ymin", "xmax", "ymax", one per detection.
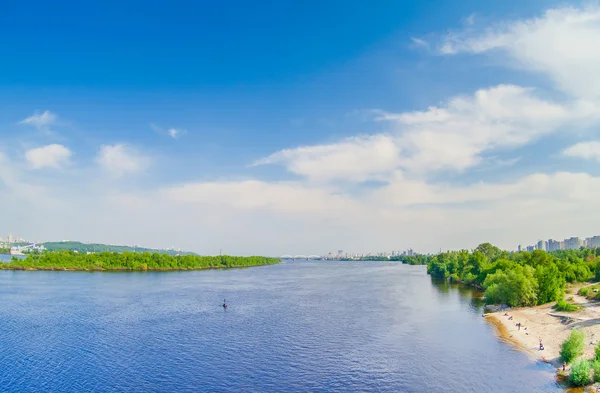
[
  {"xmin": 95, "ymin": 144, "xmax": 150, "ymax": 177},
  {"xmin": 19, "ymin": 110, "xmax": 57, "ymax": 132},
  {"xmin": 252, "ymin": 134, "xmax": 401, "ymax": 182},
  {"xmin": 256, "ymin": 84, "xmax": 597, "ymax": 180},
  {"xmin": 439, "ymin": 5, "xmax": 600, "ymax": 99},
  {"xmin": 25, "ymin": 144, "xmax": 72, "ymax": 169},
  {"xmin": 161, "ymin": 180, "xmax": 365, "ymax": 218},
  {"xmin": 563, "ymin": 141, "xmax": 600, "ymax": 162}
]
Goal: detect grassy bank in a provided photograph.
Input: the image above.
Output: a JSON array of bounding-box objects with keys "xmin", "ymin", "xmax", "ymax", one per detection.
[{"xmin": 0, "ymin": 251, "xmax": 280, "ymax": 271}]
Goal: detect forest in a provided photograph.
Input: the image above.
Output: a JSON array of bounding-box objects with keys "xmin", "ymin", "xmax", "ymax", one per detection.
[
  {"xmin": 0, "ymin": 251, "xmax": 280, "ymax": 271},
  {"xmin": 421, "ymin": 243, "xmax": 600, "ymax": 307}
]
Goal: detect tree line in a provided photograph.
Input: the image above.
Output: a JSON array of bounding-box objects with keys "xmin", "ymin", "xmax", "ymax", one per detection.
[
  {"xmin": 424, "ymin": 243, "xmax": 600, "ymax": 307},
  {"xmin": 0, "ymin": 251, "xmax": 281, "ymax": 271}
]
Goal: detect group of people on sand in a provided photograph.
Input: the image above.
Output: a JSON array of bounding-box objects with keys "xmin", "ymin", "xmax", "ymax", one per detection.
[
  {"xmin": 502, "ymin": 312, "xmax": 544, "ymax": 349},
  {"xmin": 503, "ymin": 312, "xmax": 531, "ymax": 334},
  {"xmin": 498, "ymin": 313, "xmax": 571, "ymax": 373}
]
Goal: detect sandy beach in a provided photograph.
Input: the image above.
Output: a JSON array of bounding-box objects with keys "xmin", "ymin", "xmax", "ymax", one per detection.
[{"xmin": 486, "ymin": 288, "xmax": 600, "ymax": 369}]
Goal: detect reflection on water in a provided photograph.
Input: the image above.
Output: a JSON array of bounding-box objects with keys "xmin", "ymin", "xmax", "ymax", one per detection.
[
  {"xmin": 0, "ymin": 261, "xmax": 565, "ymax": 392},
  {"xmin": 430, "ymin": 277, "xmax": 486, "ymax": 312}
]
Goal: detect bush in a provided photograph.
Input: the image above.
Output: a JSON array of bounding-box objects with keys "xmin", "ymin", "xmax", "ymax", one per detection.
[
  {"xmin": 570, "ymin": 358, "xmax": 592, "ymax": 386},
  {"xmin": 554, "ymin": 300, "xmax": 581, "ymax": 312},
  {"xmin": 592, "ymin": 360, "xmax": 600, "ymax": 382},
  {"xmin": 578, "ymin": 287, "xmax": 591, "ymax": 296},
  {"xmin": 561, "ymin": 329, "xmax": 585, "ymax": 363}
]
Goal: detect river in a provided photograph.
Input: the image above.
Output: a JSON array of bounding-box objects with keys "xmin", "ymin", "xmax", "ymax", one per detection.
[{"xmin": 0, "ymin": 260, "xmax": 563, "ymax": 392}]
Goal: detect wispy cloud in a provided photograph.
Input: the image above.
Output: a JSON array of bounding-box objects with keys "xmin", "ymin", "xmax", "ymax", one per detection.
[
  {"xmin": 410, "ymin": 37, "xmax": 430, "ymax": 49},
  {"xmin": 438, "ymin": 5, "xmax": 600, "ymax": 99},
  {"xmin": 150, "ymin": 123, "xmax": 186, "ymax": 139},
  {"xmin": 19, "ymin": 110, "xmax": 57, "ymax": 134}
]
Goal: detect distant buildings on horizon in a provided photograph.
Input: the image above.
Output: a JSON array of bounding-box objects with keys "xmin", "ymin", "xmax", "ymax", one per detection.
[
  {"xmin": 518, "ymin": 235, "xmax": 600, "ymax": 253},
  {"xmin": 0, "ymin": 233, "xmax": 31, "ymax": 246},
  {"xmin": 323, "ymin": 248, "xmax": 418, "ymax": 260}
]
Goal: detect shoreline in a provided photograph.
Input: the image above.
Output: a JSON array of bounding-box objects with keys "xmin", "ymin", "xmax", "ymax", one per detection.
[
  {"xmin": 0, "ymin": 263, "xmax": 279, "ymax": 272},
  {"xmin": 484, "ymin": 292, "xmax": 600, "ymax": 368}
]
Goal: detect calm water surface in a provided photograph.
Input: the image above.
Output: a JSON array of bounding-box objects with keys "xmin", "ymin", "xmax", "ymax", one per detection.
[{"xmin": 0, "ymin": 261, "xmax": 562, "ymax": 392}]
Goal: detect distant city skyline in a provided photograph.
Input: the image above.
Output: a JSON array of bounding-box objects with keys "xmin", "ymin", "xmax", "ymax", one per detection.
[{"xmin": 518, "ymin": 235, "xmax": 600, "ymax": 253}]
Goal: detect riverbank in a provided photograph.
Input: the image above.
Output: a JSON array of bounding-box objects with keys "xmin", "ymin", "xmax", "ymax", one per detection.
[
  {"xmin": 0, "ymin": 264, "xmax": 277, "ymax": 272},
  {"xmin": 485, "ymin": 290, "xmax": 600, "ymax": 369},
  {"xmin": 0, "ymin": 251, "xmax": 281, "ymax": 271}
]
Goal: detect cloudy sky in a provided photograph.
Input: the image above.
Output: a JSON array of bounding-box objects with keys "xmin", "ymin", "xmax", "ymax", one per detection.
[{"xmin": 1, "ymin": 0, "xmax": 599, "ymax": 256}]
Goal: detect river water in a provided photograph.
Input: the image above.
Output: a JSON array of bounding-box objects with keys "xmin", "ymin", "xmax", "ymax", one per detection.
[{"xmin": 0, "ymin": 261, "xmax": 562, "ymax": 392}]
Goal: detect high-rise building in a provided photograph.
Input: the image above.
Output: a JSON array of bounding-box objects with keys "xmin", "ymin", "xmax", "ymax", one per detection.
[
  {"xmin": 586, "ymin": 236, "xmax": 600, "ymax": 249},
  {"xmin": 6, "ymin": 233, "xmax": 13, "ymax": 244},
  {"xmin": 517, "ymin": 245, "xmax": 521, "ymax": 252},
  {"xmin": 564, "ymin": 237, "xmax": 583, "ymax": 250},
  {"xmin": 548, "ymin": 239, "xmax": 561, "ymax": 252},
  {"xmin": 537, "ymin": 240, "xmax": 548, "ymax": 251}
]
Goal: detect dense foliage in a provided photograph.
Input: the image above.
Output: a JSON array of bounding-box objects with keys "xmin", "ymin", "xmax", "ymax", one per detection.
[
  {"xmin": 0, "ymin": 251, "xmax": 280, "ymax": 271},
  {"xmin": 427, "ymin": 243, "xmax": 600, "ymax": 307},
  {"xmin": 593, "ymin": 361, "xmax": 600, "ymax": 383},
  {"xmin": 561, "ymin": 329, "xmax": 585, "ymax": 364},
  {"xmin": 41, "ymin": 241, "xmax": 198, "ymax": 256},
  {"xmin": 390, "ymin": 255, "xmax": 431, "ymax": 265},
  {"xmin": 553, "ymin": 300, "xmax": 581, "ymax": 312},
  {"xmin": 570, "ymin": 358, "xmax": 592, "ymax": 386},
  {"xmin": 0, "ymin": 247, "xmax": 9, "ymax": 254}
]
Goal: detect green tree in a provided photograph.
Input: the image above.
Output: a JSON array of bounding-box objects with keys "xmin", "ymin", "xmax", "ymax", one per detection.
[
  {"xmin": 535, "ymin": 263, "xmax": 564, "ymax": 304},
  {"xmin": 560, "ymin": 329, "xmax": 585, "ymax": 364},
  {"xmin": 475, "ymin": 243, "xmax": 502, "ymax": 263},
  {"xmin": 570, "ymin": 358, "xmax": 592, "ymax": 386}
]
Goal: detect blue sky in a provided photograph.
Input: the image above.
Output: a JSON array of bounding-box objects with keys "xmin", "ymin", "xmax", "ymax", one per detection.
[{"xmin": 1, "ymin": 0, "xmax": 599, "ymax": 255}]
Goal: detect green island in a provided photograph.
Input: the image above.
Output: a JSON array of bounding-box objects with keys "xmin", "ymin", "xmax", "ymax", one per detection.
[
  {"xmin": 0, "ymin": 247, "xmax": 9, "ymax": 255},
  {"xmin": 0, "ymin": 250, "xmax": 280, "ymax": 271}
]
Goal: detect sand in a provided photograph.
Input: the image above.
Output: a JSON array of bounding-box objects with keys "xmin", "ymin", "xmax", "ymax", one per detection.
[{"xmin": 485, "ymin": 289, "xmax": 600, "ymax": 369}]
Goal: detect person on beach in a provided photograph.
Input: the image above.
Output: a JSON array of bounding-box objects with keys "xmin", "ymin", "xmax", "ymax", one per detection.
[
  {"xmin": 539, "ymin": 339, "xmax": 544, "ymax": 350},
  {"xmin": 517, "ymin": 322, "xmax": 521, "ymax": 330},
  {"xmin": 563, "ymin": 362, "xmax": 566, "ymax": 372}
]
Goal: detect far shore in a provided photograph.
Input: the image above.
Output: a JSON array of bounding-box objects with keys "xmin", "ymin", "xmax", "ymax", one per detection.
[
  {"xmin": 485, "ymin": 284, "xmax": 600, "ymax": 375},
  {"xmin": 0, "ymin": 264, "xmax": 275, "ymax": 272}
]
